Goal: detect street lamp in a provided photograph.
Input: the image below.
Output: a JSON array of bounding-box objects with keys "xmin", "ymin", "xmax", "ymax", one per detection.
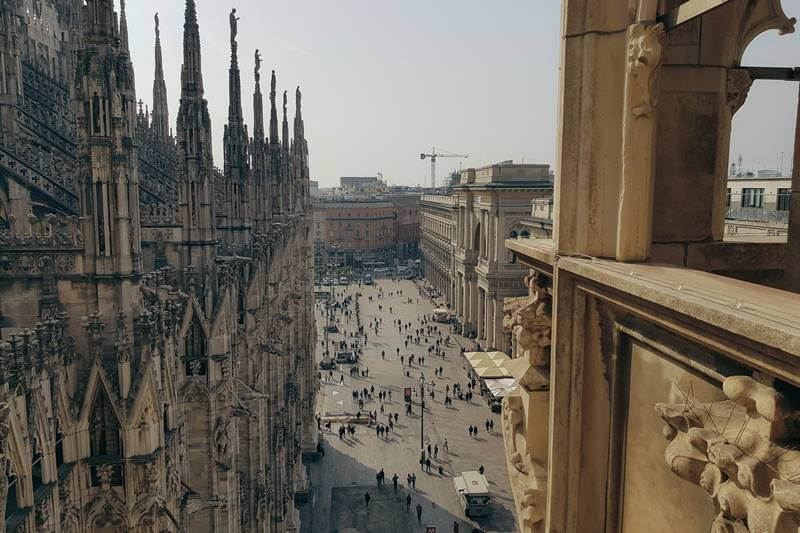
[{"xmin": 418, "ymin": 375, "xmax": 425, "ymax": 450}]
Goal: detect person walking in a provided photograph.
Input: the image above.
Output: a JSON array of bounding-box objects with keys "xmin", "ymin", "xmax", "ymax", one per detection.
[
  {"xmin": 406, "ymin": 493, "xmax": 411, "ymax": 512},
  {"xmin": 416, "ymin": 502, "xmax": 423, "ymax": 523},
  {"xmin": 392, "ymin": 473, "xmax": 398, "ymax": 492},
  {"xmin": 468, "ymin": 425, "xmax": 473, "ymax": 438},
  {"xmin": 453, "ymin": 521, "xmax": 460, "ymax": 533},
  {"xmin": 426, "ymin": 458, "xmax": 431, "ymax": 473},
  {"xmin": 365, "ymin": 492, "xmax": 371, "ymax": 509},
  {"xmin": 434, "ymin": 444, "xmax": 438, "ymax": 459},
  {"xmin": 444, "ymin": 438, "xmax": 448, "ymax": 452}
]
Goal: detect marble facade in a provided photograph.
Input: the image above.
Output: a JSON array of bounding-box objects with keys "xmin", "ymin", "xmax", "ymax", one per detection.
[{"xmin": 0, "ymin": 1, "xmax": 316, "ymax": 532}]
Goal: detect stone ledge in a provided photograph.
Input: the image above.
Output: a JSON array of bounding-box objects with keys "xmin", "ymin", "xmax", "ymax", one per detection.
[{"xmin": 558, "ymin": 257, "xmax": 800, "ymax": 358}]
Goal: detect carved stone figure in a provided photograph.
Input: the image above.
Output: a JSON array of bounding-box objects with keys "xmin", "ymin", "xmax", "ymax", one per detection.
[
  {"xmin": 229, "ymin": 8, "xmax": 239, "ymax": 48},
  {"xmin": 626, "ymin": 22, "xmax": 666, "ymax": 118},
  {"xmin": 214, "ymin": 416, "xmax": 234, "ymax": 462},
  {"xmin": 656, "ymin": 376, "xmax": 800, "ymax": 532},
  {"xmin": 727, "ymin": 69, "xmax": 753, "ymax": 115}
]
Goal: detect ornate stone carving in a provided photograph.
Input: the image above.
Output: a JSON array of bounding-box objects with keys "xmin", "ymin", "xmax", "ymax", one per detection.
[
  {"xmin": 655, "ymin": 376, "xmax": 800, "ymax": 532},
  {"xmin": 214, "ymin": 416, "xmax": 234, "ymax": 463},
  {"xmin": 626, "ymin": 22, "xmax": 666, "ymax": 119},
  {"xmin": 727, "ymin": 69, "xmax": 753, "ymax": 115},
  {"xmin": 502, "ymin": 273, "xmax": 551, "ymax": 390}
]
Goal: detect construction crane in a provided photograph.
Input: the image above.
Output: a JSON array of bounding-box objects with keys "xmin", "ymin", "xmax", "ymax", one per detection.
[{"xmin": 420, "ymin": 147, "xmax": 468, "ymax": 188}]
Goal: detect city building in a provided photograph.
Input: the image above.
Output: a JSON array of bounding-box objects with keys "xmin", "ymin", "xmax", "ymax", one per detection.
[
  {"xmin": 312, "ymin": 195, "xmax": 419, "ymax": 267},
  {"xmin": 419, "ymin": 194, "xmax": 458, "ymax": 302},
  {"xmin": 453, "ymin": 163, "xmax": 553, "ymax": 351},
  {"xmin": 340, "ymin": 176, "xmax": 380, "ymax": 190},
  {"xmin": 501, "ymin": 2, "xmax": 800, "ymax": 532},
  {"xmin": 725, "ymin": 173, "xmax": 791, "ymax": 236},
  {"xmin": 0, "ymin": 2, "xmax": 316, "ymax": 532}
]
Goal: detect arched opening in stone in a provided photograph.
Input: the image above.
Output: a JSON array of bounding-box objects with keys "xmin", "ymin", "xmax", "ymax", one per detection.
[{"xmin": 727, "ymin": 29, "xmax": 799, "ymax": 236}]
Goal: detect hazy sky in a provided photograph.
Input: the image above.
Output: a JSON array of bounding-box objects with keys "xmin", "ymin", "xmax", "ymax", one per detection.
[{"xmin": 124, "ymin": 2, "xmax": 800, "ymax": 187}]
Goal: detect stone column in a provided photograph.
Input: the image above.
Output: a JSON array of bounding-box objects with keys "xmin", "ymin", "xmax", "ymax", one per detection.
[
  {"xmin": 493, "ymin": 297, "xmax": 504, "ymax": 352},
  {"xmin": 616, "ymin": 22, "xmax": 666, "ymax": 261},
  {"xmin": 485, "ymin": 292, "xmax": 494, "ymax": 347},
  {"xmin": 477, "ymin": 288, "xmax": 485, "ymax": 340}
]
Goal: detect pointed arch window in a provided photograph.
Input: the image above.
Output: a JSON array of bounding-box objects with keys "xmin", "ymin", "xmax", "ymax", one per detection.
[{"xmin": 184, "ymin": 314, "xmax": 207, "ymax": 375}]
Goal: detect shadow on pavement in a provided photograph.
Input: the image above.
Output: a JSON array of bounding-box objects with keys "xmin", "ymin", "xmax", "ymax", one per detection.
[{"xmin": 300, "ymin": 445, "xmax": 482, "ymax": 533}]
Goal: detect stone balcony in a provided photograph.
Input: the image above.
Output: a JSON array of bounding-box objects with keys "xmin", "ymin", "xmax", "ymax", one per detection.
[{"xmin": 502, "ymin": 236, "xmax": 800, "ymax": 532}]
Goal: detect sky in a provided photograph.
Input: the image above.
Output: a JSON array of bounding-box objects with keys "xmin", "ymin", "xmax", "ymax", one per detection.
[{"xmin": 124, "ymin": 1, "xmax": 800, "ymax": 187}]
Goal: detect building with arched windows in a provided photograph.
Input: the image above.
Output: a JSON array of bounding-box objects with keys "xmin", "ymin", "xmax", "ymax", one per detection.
[{"xmin": 451, "ymin": 163, "xmax": 553, "ymax": 351}]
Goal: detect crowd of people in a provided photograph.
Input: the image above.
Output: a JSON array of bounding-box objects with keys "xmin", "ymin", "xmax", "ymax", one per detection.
[{"xmin": 313, "ymin": 277, "xmax": 493, "ymax": 532}]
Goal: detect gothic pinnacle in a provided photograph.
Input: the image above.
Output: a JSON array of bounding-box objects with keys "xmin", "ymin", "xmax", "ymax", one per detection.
[
  {"xmin": 152, "ymin": 12, "xmax": 170, "ymax": 139},
  {"xmin": 269, "ymin": 70, "xmax": 279, "ymax": 145},
  {"xmin": 181, "ymin": 0, "xmax": 204, "ymax": 96},
  {"xmin": 119, "ymin": 0, "xmax": 130, "ymax": 51},
  {"xmin": 282, "ymin": 90, "xmax": 289, "ymax": 152}
]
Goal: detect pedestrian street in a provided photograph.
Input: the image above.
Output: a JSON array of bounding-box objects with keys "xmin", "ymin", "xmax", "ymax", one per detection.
[{"xmin": 298, "ymin": 279, "xmax": 518, "ymax": 533}]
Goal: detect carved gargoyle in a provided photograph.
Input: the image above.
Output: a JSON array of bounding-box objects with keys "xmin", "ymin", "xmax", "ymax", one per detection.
[{"xmin": 655, "ymin": 376, "xmax": 800, "ymax": 532}]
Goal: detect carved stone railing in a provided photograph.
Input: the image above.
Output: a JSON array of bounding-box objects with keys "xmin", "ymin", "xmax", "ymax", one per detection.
[
  {"xmin": 140, "ymin": 204, "xmax": 181, "ymax": 226},
  {"xmin": 136, "ymin": 122, "xmax": 179, "ymax": 206},
  {"xmin": 0, "ymin": 137, "xmax": 79, "ymax": 214}
]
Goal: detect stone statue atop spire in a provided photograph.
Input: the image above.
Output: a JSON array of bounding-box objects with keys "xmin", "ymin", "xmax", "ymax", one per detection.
[
  {"xmin": 154, "ymin": 12, "xmax": 159, "ymax": 40},
  {"xmin": 230, "ymin": 8, "xmax": 239, "ymax": 50},
  {"xmin": 255, "ymin": 49, "xmax": 261, "ymax": 84}
]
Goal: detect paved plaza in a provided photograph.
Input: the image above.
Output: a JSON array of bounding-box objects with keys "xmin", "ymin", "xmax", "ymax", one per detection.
[{"xmin": 298, "ymin": 279, "xmax": 518, "ymax": 532}]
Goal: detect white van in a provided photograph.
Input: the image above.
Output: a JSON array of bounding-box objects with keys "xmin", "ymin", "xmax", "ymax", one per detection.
[{"xmin": 453, "ymin": 471, "xmax": 491, "ymax": 517}]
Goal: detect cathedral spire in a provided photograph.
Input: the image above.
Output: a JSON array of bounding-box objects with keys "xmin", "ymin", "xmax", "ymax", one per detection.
[
  {"xmin": 181, "ymin": 0, "xmax": 204, "ymax": 97},
  {"xmin": 282, "ymin": 90, "xmax": 289, "ymax": 153},
  {"xmin": 294, "ymin": 86, "xmax": 304, "ymax": 140},
  {"xmin": 119, "ymin": 0, "xmax": 129, "ymax": 51},
  {"xmin": 151, "ymin": 12, "xmax": 169, "ymax": 140},
  {"xmin": 227, "ymin": 8, "xmax": 243, "ymax": 126},
  {"xmin": 253, "ymin": 49, "xmax": 264, "ymax": 140},
  {"xmin": 269, "ymin": 70, "xmax": 279, "ymax": 145}
]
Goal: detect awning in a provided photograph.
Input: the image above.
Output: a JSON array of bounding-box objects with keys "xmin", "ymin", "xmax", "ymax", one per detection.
[
  {"xmin": 464, "ymin": 351, "xmax": 513, "ymax": 378},
  {"xmin": 484, "ymin": 378, "xmax": 518, "ymax": 399}
]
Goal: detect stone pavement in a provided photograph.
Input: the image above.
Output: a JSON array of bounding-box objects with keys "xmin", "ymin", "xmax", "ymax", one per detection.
[{"xmin": 298, "ymin": 279, "xmax": 518, "ymax": 533}]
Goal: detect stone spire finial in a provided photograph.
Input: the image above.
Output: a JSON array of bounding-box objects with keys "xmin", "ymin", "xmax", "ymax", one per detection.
[
  {"xmin": 230, "ymin": 8, "xmax": 239, "ymax": 53},
  {"xmin": 269, "ymin": 70, "xmax": 279, "ymax": 145},
  {"xmin": 294, "ymin": 86, "xmax": 304, "ymax": 142},
  {"xmin": 119, "ymin": 0, "xmax": 129, "ymax": 51},
  {"xmin": 185, "ymin": 0, "xmax": 197, "ymax": 24},
  {"xmin": 152, "ymin": 12, "xmax": 169, "ymax": 139},
  {"xmin": 181, "ymin": 0, "xmax": 204, "ymax": 96},
  {"xmin": 253, "ymin": 50, "xmax": 264, "ymax": 140},
  {"xmin": 282, "ymin": 90, "xmax": 289, "ymax": 152}
]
